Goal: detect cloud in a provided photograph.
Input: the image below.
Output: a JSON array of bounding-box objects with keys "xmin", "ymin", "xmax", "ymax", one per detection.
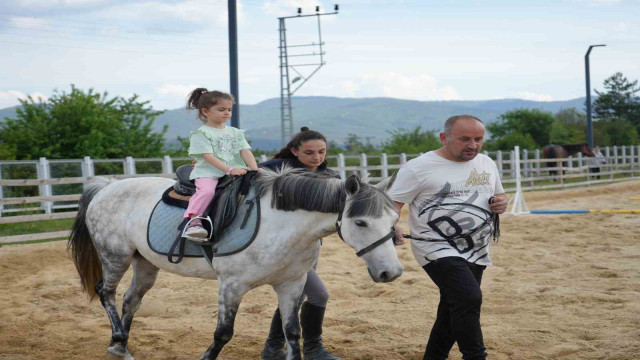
[
  {"xmin": 0, "ymin": 90, "xmax": 48, "ymax": 109},
  {"xmin": 263, "ymin": 0, "xmax": 323, "ymax": 17},
  {"xmin": 7, "ymin": 0, "xmax": 238, "ymax": 29},
  {"xmin": 615, "ymin": 22, "xmax": 628, "ymax": 32},
  {"xmin": 516, "ymin": 91, "xmax": 554, "ymax": 102},
  {"xmin": 336, "ymin": 72, "xmax": 460, "ymax": 101},
  {"xmin": 98, "ymin": 0, "xmax": 235, "ymax": 28},
  {"xmin": 156, "ymin": 84, "xmax": 200, "ymax": 98},
  {"xmin": 570, "ymin": 0, "xmax": 621, "ymax": 5},
  {"xmin": 8, "ymin": 16, "xmax": 49, "ymax": 29}
]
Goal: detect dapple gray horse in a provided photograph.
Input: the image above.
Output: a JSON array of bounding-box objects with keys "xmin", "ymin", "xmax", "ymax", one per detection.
[{"xmin": 68, "ymin": 167, "xmax": 403, "ymax": 360}]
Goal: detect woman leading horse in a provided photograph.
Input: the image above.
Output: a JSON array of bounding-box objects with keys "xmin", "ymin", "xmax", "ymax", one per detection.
[{"xmin": 259, "ymin": 127, "xmax": 341, "ymax": 360}]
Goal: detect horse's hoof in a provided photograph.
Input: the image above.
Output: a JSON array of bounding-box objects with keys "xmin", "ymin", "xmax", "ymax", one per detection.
[{"xmin": 107, "ymin": 344, "xmax": 131, "ymax": 359}]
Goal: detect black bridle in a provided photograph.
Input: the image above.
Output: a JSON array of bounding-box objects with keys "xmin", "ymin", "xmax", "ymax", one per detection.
[{"xmin": 335, "ymin": 208, "xmax": 397, "ymax": 258}]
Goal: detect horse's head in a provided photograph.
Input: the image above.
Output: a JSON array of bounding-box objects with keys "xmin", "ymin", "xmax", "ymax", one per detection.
[
  {"xmin": 336, "ymin": 174, "xmax": 403, "ymax": 283},
  {"xmin": 582, "ymin": 144, "xmax": 595, "ymax": 157}
]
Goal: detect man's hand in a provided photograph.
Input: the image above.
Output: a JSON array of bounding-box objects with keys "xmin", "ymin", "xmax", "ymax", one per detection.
[
  {"xmin": 393, "ymin": 226, "xmax": 405, "ymax": 246},
  {"xmin": 490, "ymin": 194, "xmax": 508, "ymax": 214},
  {"xmin": 392, "ymin": 201, "xmax": 405, "ymax": 246}
]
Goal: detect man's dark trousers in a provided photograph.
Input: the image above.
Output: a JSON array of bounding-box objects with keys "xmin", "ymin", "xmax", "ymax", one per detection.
[{"xmin": 423, "ymin": 256, "xmax": 487, "ymax": 360}]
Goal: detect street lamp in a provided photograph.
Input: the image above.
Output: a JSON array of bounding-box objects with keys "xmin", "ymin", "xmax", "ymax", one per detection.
[{"xmin": 585, "ymin": 44, "xmax": 606, "ymax": 150}]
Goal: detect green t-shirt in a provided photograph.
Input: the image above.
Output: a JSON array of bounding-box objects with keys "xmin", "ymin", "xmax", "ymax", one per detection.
[{"xmin": 188, "ymin": 125, "xmax": 252, "ymax": 179}]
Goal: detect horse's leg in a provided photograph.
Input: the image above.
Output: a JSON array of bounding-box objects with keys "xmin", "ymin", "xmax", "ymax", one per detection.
[
  {"xmin": 95, "ymin": 249, "xmax": 134, "ymax": 359},
  {"xmin": 200, "ymin": 279, "xmax": 248, "ymax": 360},
  {"xmin": 118, "ymin": 253, "xmax": 160, "ymax": 358},
  {"xmin": 274, "ymin": 275, "xmax": 308, "ymax": 360}
]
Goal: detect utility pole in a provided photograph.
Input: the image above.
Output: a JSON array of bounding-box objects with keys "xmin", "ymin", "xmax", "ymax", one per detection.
[
  {"xmin": 228, "ymin": 0, "xmax": 240, "ymax": 128},
  {"xmin": 585, "ymin": 44, "xmax": 606, "ymax": 150},
  {"xmin": 278, "ymin": 5, "xmax": 339, "ymax": 145}
]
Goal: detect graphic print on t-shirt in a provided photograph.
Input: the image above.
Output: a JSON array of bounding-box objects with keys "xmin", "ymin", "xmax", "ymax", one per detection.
[{"xmin": 416, "ymin": 177, "xmax": 495, "ymax": 264}]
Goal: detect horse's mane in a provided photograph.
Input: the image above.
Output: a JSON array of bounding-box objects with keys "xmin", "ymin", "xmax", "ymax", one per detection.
[{"xmin": 255, "ymin": 166, "xmax": 395, "ymax": 218}]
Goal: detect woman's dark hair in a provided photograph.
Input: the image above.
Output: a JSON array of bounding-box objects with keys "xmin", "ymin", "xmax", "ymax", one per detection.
[
  {"xmin": 273, "ymin": 127, "xmax": 328, "ymax": 159},
  {"xmin": 186, "ymin": 88, "xmax": 235, "ymax": 123}
]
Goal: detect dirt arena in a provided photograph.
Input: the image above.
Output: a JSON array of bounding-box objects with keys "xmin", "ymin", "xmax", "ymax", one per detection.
[{"xmin": 1, "ymin": 181, "xmax": 639, "ymax": 359}]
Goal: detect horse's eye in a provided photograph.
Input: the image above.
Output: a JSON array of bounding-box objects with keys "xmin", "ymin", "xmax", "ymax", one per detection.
[{"xmin": 355, "ymin": 220, "xmax": 367, "ymax": 227}]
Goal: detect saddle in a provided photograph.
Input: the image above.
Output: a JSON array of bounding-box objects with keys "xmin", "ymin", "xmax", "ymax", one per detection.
[{"xmin": 153, "ymin": 165, "xmax": 260, "ymax": 263}]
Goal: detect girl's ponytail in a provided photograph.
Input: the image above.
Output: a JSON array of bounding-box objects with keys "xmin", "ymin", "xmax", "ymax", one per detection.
[
  {"xmin": 186, "ymin": 88, "xmax": 235, "ymax": 123},
  {"xmin": 187, "ymin": 88, "xmax": 208, "ymax": 110}
]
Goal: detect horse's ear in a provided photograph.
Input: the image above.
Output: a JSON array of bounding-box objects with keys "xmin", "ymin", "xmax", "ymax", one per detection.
[
  {"xmin": 374, "ymin": 172, "xmax": 397, "ymax": 193},
  {"xmin": 345, "ymin": 175, "xmax": 361, "ymax": 195}
]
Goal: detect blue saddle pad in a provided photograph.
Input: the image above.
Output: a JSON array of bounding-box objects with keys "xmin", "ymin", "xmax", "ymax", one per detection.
[{"xmin": 147, "ymin": 185, "xmax": 261, "ymax": 258}]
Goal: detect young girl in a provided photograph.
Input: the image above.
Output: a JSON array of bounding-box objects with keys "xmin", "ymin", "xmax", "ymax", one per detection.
[{"xmin": 183, "ymin": 88, "xmax": 259, "ymax": 241}]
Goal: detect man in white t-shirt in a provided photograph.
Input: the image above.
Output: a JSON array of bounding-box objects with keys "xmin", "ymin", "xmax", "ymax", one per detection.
[{"xmin": 389, "ymin": 115, "xmax": 507, "ymax": 360}]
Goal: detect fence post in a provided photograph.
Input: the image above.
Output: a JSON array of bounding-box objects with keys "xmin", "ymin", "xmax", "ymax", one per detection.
[
  {"xmin": 162, "ymin": 155, "xmax": 173, "ymax": 174},
  {"xmin": 400, "ymin": 153, "xmax": 407, "ymax": 165},
  {"xmin": 381, "ymin": 153, "xmax": 389, "ymax": 178},
  {"xmin": 522, "ymin": 149, "xmax": 529, "ymax": 178},
  {"xmin": 535, "ymin": 149, "xmax": 541, "ymax": 177},
  {"xmin": 613, "ymin": 146, "xmax": 618, "ymax": 166},
  {"xmin": 577, "ymin": 152, "xmax": 583, "ymax": 169},
  {"xmin": 360, "ymin": 153, "xmax": 369, "ymax": 183},
  {"xmin": 630, "ymin": 146, "xmax": 635, "ymax": 177},
  {"xmin": 36, "ymin": 157, "xmax": 53, "ymax": 214},
  {"xmin": 81, "ymin": 156, "xmax": 95, "ymax": 190},
  {"xmin": 496, "ymin": 151, "xmax": 503, "ymax": 179},
  {"xmin": 0, "ymin": 163, "xmax": 4, "ymax": 217},
  {"xmin": 510, "ymin": 150, "xmax": 516, "ymax": 179},
  {"xmin": 337, "ymin": 153, "xmax": 346, "ymax": 180},
  {"xmin": 124, "ymin": 156, "xmax": 136, "ymax": 176},
  {"xmin": 260, "ymin": 154, "xmax": 268, "ymax": 163}
]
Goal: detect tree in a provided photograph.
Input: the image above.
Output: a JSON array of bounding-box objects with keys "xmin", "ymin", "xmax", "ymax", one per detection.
[
  {"xmin": 594, "ymin": 120, "xmax": 639, "ymax": 146},
  {"xmin": 382, "ymin": 126, "xmax": 442, "ymax": 154},
  {"xmin": 344, "ymin": 133, "xmax": 377, "ymax": 154},
  {"xmin": 549, "ymin": 119, "xmax": 571, "ymax": 144},
  {"xmin": 483, "ymin": 131, "xmax": 537, "ymax": 151},
  {"xmin": 381, "ymin": 127, "xmax": 441, "ymax": 154},
  {"xmin": 0, "ymin": 85, "xmax": 167, "ymax": 160},
  {"xmin": 555, "ymin": 108, "xmax": 587, "ymax": 144},
  {"xmin": 594, "ymin": 72, "xmax": 640, "ymax": 132},
  {"xmin": 486, "ymin": 109, "xmax": 555, "ymax": 148}
]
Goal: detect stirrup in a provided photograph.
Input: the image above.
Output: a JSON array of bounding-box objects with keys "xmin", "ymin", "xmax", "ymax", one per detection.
[{"xmin": 181, "ymin": 215, "xmax": 213, "ymax": 243}]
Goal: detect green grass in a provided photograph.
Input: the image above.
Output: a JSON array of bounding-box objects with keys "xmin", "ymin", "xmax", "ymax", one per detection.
[
  {"xmin": 0, "ymin": 237, "xmax": 67, "ymax": 247},
  {"xmin": 0, "ymin": 218, "xmax": 74, "ymax": 237}
]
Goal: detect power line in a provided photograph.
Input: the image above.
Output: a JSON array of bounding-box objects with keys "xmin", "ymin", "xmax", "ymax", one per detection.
[
  {"xmin": 278, "ymin": 4, "xmax": 339, "ymax": 145},
  {"xmin": 0, "ymin": 39, "xmax": 215, "ymax": 55},
  {"xmin": 0, "ymin": 20, "xmax": 218, "ymax": 47}
]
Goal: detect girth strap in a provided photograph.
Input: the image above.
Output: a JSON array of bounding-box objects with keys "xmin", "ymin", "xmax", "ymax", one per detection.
[{"xmin": 168, "ymin": 218, "xmax": 190, "ymax": 264}]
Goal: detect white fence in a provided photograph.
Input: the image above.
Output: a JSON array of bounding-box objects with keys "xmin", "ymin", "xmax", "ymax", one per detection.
[{"xmin": 1, "ymin": 145, "xmax": 640, "ymax": 219}]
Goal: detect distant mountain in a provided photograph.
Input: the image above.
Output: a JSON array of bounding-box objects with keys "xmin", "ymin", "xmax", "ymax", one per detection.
[
  {"xmin": 1, "ymin": 96, "xmax": 586, "ymax": 150},
  {"xmin": 0, "ymin": 106, "xmax": 19, "ymax": 122}
]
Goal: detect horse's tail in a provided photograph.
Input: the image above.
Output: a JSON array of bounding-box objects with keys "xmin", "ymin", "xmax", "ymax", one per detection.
[{"xmin": 68, "ymin": 178, "xmax": 110, "ymax": 300}]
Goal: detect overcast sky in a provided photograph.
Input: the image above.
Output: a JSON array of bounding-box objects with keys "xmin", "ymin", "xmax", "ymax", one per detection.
[{"xmin": 1, "ymin": 0, "xmax": 639, "ymax": 110}]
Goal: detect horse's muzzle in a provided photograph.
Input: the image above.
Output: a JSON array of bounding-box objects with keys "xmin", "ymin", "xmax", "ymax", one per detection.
[{"xmin": 368, "ymin": 267, "xmax": 402, "ymax": 283}]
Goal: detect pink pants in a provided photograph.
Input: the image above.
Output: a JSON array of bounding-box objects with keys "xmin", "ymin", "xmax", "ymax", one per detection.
[{"xmin": 184, "ymin": 178, "xmax": 219, "ymax": 219}]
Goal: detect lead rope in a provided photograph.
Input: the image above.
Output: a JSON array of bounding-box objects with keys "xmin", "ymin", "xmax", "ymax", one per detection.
[{"xmin": 489, "ymin": 196, "xmax": 500, "ymax": 243}]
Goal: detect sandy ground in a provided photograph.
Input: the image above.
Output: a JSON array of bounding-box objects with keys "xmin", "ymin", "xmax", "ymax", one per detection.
[{"xmin": 1, "ymin": 181, "xmax": 640, "ymax": 360}]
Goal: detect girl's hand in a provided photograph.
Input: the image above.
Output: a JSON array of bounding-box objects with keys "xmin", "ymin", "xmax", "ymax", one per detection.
[
  {"xmin": 191, "ymin": 160, "xmax": 196, "ymax": 169},
  {"xmin": 230, "ymin": 168, "xmax": 247, "ymax": 176}
]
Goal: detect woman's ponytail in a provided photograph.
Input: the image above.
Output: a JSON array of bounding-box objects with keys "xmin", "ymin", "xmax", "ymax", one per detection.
[{"xmin": 273, "ymin": 127, "xmax": 327, "ymax": 159}]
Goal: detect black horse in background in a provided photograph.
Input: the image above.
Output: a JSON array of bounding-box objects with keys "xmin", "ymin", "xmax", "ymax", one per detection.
[{"xmin": 542, "ymin": 144, "xmax": 595, "ymax": 177}]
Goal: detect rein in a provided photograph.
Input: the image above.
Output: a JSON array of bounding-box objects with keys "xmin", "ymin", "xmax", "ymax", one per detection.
[{"xmin": 335, "ymin": 206, "xmax": 397, "ymax": 258}]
